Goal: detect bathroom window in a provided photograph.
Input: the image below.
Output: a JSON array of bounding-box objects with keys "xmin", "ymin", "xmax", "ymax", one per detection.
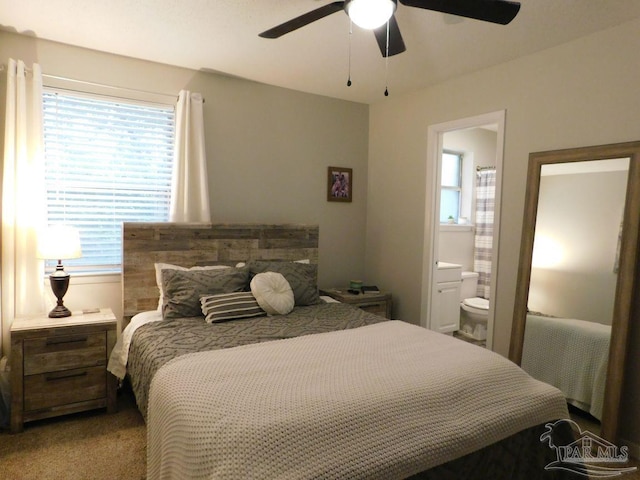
[{"xmin": 440, "ymin": 151, "xmax": 463, "ymax": 223}]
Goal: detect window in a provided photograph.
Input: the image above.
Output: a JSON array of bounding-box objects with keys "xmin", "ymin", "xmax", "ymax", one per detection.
[
  {"xmin": 440, "ymin": 150, "xmax": 463, "ymax": 223},
  {"xmin": 42, "ymin": 89, "xmax": 175, "ymax": 273}
]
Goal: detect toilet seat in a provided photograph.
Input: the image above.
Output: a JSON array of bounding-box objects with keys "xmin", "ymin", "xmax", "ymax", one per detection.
[{"xmin": 461, "ymin": 297, "xmax": 489, "ymax": 315}]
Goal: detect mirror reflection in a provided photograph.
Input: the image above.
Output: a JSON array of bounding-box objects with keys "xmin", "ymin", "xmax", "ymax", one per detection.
[
  {"xmin": 511, "ymin": 141, "xmax": 640, "ymax": 443},
  {"xmin": 520, "ymin": 157, "xmax": 629, "ymax": 432}
]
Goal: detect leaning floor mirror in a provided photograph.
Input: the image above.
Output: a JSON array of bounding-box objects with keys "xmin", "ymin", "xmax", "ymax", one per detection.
[{"xmin": 509, "ymin": 141, "xmax": 640, "ymax": 443}]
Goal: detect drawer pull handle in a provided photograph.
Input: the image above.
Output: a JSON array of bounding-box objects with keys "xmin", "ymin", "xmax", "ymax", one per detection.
[
  {"xmin": 46, "ymin": 335, "xmax": 88, "ymax": 346},
  {"xmin": 46, "ymin": 371, "xmax": 88, "ymax": 382}
]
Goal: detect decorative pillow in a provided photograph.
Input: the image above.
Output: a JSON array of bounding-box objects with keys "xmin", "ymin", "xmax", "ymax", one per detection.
[
  {"xmin": 200, "ymin": 292, "xmax": 265, "ymax": 323},
  {"xmin": 235, "ymin": 259, "xmax": 309, "ymax": 268},
  {"xmin": 161, "ymin": 266, "xmax": 249, "ymax": 319},
  {"xmin": 247, "ymin": 260, "xmax": 320, "ymax": 306},
  {"xmin": 154, "ymin": 263, "xmax": 230, "ymax": 311},
  {"xmin": 250, "ymin": 272, "xmax": 295, "ymax": 315}
]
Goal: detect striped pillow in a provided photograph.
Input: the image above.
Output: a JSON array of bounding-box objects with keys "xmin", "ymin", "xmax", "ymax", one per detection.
[{"xmin": 200, "ymin": 292, "xmax": 265, "ymax": 323}]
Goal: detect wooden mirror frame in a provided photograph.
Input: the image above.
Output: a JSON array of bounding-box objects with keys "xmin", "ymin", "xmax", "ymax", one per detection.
[{"xmin": 509, "ymin": 141, "xmax": 640, "ymax": 443}]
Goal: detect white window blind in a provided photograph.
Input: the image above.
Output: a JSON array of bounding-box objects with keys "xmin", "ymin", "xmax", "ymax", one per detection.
[{"xmin": 42, "ymin": 88, "xmax": 175, "ymax": 273}]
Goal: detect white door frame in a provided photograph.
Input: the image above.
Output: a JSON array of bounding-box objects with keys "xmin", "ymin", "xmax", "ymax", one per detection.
[{"xmin": 419, "ymin": 110, "xmax": 506, "ymax": 351}]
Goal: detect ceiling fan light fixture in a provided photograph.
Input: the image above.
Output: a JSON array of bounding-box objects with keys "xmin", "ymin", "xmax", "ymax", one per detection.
[{"xmin": 346, "ymin": 0, "xmax": 397, "ymax": 30}]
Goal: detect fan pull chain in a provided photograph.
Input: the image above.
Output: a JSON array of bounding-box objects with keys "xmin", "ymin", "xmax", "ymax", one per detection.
[
  {"xmin": 347, "ymin": 20, "xmax": 353, "ymax": 87},
  {"xmin": 384, "ymin": 20, "xmax": 389, "ymax": 96}
]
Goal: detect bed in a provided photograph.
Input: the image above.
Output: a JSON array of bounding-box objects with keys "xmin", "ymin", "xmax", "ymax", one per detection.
[
  {"xmin": 109, "ymin": 223, "xmax": 575, "ymax": 480},
  {"xmin": 521, "ymin": 313, "xmax": 611, "ymax": 420}
]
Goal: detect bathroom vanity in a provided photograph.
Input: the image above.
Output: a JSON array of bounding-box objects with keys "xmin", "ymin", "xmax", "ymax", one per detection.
[{"xmin": 430, "ymin": 262, "xmax": 462, "ymax": 334}]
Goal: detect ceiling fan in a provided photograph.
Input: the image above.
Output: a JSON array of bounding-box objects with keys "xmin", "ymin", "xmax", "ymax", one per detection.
[{"xmin": 259, "ymin": 0, "xmax": 521, "ymax": 58}]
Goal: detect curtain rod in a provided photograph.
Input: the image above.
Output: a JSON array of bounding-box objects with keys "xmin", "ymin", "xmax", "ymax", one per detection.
[
  {"xmin": 476, "ymin": 166, "xmax": 496, "ymax": 171},
  {"xmin": 0, "ymin": 63, "xmax": 203, "ymax": 103},
  {"xmin": 43, "ymin": 73, "xmax": 187, "ymax": 103}
]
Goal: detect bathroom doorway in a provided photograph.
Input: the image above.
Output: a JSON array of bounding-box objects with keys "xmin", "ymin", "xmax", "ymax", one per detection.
[{"xmin": 420, "ymin": 111, "xmax": 505, "ymax": 351}]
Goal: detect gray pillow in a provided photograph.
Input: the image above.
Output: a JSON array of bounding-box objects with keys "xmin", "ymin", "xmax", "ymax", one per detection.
[
  {"xmin": 246, "ymin": 260, "xmax": 320, "ymax": 306},
  {"xmin": 162, "ymin": 266, "xmax": 249, "ymax": 319},
  {"xmin": 200, "ymin": 292, "xmax": 265, "ymax": 323}
]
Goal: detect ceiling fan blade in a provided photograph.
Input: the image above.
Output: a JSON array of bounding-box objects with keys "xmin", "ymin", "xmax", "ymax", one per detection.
[
  {"xmin": 399, "ymin": 0, "xmax": 520, "ymax": 25},
  {"xmin": 259, "ymin": 1, "xmax": 345, "ymax": 38},
  {"xmin": 373, "ymin": 16, "xmax": 406, "ymax": 57}
]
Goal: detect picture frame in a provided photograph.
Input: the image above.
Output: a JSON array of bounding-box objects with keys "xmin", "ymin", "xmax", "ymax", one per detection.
[{"xmin": 327, "ymin": 166, "xmax": 352, "ymax": 202}]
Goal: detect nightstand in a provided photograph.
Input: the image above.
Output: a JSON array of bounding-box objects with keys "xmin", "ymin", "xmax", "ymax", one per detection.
[
  {"xmin": 10, "ymin": 308, "xmax": 118, "ymax": 433},
  {"xmin": 320, "ymin": 288, "xmax": 392, "ymax": 319}
]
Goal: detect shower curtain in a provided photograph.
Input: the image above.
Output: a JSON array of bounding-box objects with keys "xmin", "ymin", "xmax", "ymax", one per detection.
[{"xmin": 474, "ymin": 168, "xmax": 496, "ymax": 299}]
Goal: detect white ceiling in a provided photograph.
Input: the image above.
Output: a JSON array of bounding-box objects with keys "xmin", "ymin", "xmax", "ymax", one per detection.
[{"xmin": 3, "ymin": 0, "xmax": 640, "ymax": 104}]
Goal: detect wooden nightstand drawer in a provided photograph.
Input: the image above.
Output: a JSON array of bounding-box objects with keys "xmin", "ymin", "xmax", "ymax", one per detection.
[
  {"xmin": 24, "ymin": 365, "xmax": 107, "ymax": 411},
  {"xmin": 24, "ymin": 332, "xmax": 106, "ymax": 375},
  {"xmin": 10, "ymin": 308, "xmax": 118, "ymax": 433},
  {"xmin": 359, "ymin": 303, "xmax": 388, "ymax": 317}
]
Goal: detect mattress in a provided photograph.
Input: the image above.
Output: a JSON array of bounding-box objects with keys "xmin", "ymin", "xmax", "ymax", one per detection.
[
  {"xmin": 111, "ymin": 303, "xmax": 573, "ymax": 479},
  {"xmin": 148, "ymin": 319, "xmax": 570, "ymax": 479}
]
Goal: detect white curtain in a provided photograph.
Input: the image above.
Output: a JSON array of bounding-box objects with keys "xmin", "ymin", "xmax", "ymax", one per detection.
[
  {"xmin": 170, "ymin": 90, "xmax": 211, "ymax": 222},
  {"xmin": 1, "ymin": 59, "xmax": 47, "ymax": 356}
]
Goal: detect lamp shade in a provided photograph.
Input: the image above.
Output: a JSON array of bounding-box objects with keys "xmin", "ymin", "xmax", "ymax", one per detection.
[
  {"xmin": 346, "ymin": 0, "xmax": 396, "ymax": 30},
  {"xmin": 37, "ymin": 225, "xmax": 82, "ymax": 260}
]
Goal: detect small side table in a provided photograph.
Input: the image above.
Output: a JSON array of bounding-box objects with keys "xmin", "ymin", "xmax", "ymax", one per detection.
[
  {"xmin": 320, "ymin": 288, "xmax": 392, "ymax": 319},
  {"xmin": 10, "ymin": 308, "xmax": 118, "ymax": 433}
]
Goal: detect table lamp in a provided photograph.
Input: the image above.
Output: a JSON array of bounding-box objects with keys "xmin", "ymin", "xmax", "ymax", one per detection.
[{"xmin": 37, "ymin": 225, "xmax": 82, "ymax": 318}]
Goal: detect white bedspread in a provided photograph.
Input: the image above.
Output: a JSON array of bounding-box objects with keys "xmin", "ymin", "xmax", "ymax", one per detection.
[
  {"xmin": 147, "ymin": 320, "xmax": 568, "ymax": 480},
  {"xmin": 521, "ymin": 314, "xmax": 610, "ymax": 420},
  {"xmin": 107, "ymin": 310, "xmax": 163, "ymax": 379}
]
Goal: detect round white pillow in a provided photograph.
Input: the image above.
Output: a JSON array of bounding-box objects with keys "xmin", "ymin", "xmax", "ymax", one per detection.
[{"xmin": 250, "ymin": 272, "xmax": 295, "ymax": 315}]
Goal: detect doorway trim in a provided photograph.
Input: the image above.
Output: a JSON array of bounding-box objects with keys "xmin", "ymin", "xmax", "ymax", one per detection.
[{"xmin": 419, "ymin": 110, "xmax": 506, "ymax": 350}]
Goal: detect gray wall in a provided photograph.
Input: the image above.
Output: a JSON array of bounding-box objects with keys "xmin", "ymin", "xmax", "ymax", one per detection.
[
  {"xmin": 366, "ymin": 17, "xmax": 640, "ymax": 446},
  {"xmin": 3, "ymin": 15, "xmax": 640, "ymax": 450},
  {"xmin": 0, "ymin": 30, "xmax": 369, "ymax": 346},
  {"xmin": 529, "ymin": 171, "xmax": 627, "ymax": 325}
]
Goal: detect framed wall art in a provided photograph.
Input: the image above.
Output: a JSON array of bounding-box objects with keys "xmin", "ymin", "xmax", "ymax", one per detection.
[{"xmin": 327, "ymin": 166, "xmax": 352, "ymax": 202}]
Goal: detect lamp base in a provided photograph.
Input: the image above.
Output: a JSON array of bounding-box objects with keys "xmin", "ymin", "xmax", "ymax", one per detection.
[
  {"xmin": 48, "ymin": 304, "xmax": 72, "ymax": 318},
  {"xmin": 49, "ymin": 269, "xmax": 72, "ymax": 318}
]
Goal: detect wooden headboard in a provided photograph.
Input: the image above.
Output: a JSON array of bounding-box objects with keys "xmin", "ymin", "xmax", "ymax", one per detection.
[{"xmin": 122, "ymin": 223, "xmax": 319, "ymax": 328}]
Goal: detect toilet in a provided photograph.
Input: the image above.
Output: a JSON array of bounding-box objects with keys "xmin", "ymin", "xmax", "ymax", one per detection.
[{"xmin": 459, "ymin": 271, "xmax": 489, "ymax": 341}]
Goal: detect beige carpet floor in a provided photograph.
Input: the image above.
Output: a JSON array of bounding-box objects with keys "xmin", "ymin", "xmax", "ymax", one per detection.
[{"xmin": 0, "ymin": 388, "xmax": 146, "ymax": 480}]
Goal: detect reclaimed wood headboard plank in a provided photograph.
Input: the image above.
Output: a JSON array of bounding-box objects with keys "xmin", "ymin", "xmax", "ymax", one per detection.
[{"xmin": 121, "ymin": 223, "xmax": 319, "ymax": 330}]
